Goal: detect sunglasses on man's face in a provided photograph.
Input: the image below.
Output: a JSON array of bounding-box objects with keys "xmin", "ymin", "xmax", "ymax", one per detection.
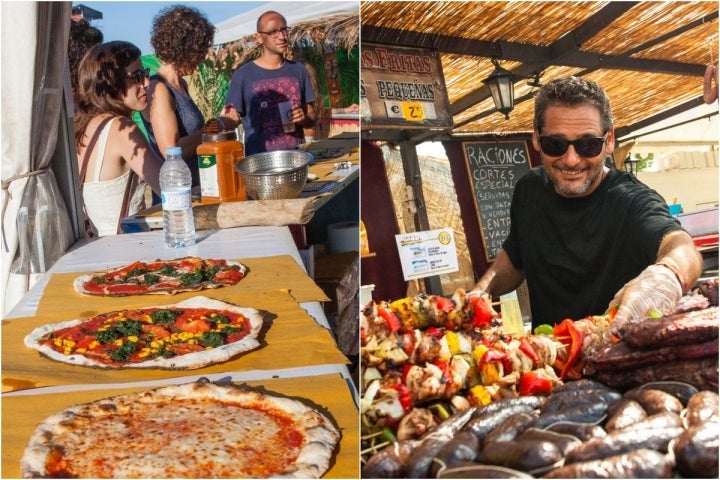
[
  {"xmin": 127, "ymin": 68, "xmax": 150, "ymax": 86},
  {"xmin": 537, "ymin": 133, "xmax": 608, "ymax": 158}
]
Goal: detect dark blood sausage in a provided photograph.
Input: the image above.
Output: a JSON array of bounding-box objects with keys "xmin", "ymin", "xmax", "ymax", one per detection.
[
  {"xmin": 564, "ymin": 412, "xmax": 682, "ymax": 464},
  {"xmin": 463, "ymin": 404, "xmax": 537, "ymax": 442},
  {"xmin": 594, "ymin": 357, "xmax": 719, "ymax": 391},
  {"xmin": 471, "ymin": 395, "xmax": 545, "ymax": 419},
  {"xmin": 546, "ymin": 422, "xmax": 606, "ymax": 442},
  {"xmin": 479, "ymin": 439, "xmax": 563, "ymax": 473},
  {"xmin": 540, "ymin": 389, "xmax": 621, "ymax": 415},
  {"xmin": 612, "ymin": 306, "xmax": 718, "ymax": 347},
  {"xmin": 587, "ymin": 339, "xmax": 718, "ymax": 371},
  {"xmin": 622, "ymin": 388, "xmax": 683, "ymax": 415},
  {"xmin": 429, "ymin": 431, "xmax": 479, "ymax": 477},
  {"xmin": 542, "ymin": 449, "xmax": 673, "ymax": 479},
  {"xmin": 686, "ymin": 390, "xmax": 720, "ymax": 427},
  {"xmin": 626, "ymin": 380, "xmax": 699, "ymax": 407},
  {"xmin": 404, "ymin": 407, "xmax": 476, "ymax": 478},
  {"xmin": 516, "ymin": 427, "xmax": 581, "ymax": 457},
  {"xmin": 604, "ymin": 398, "xmax": 647, "ymax": 432},
  {"xmin": 673, "ymin": 420, "xmax": 720, "ymax": 478},
  {"xmin": 483, "ymin": 412, "xmax": 537, "ymax": 445},
  {"xmin": 534, "ymin": 399, "xmax": 609, "ymax": 429},
  {"xmin": 361, "ymin": 439, "xmax": 419, "ymax": 479},
  {"xmin": 549, "ymin": 379, "xmax": 613, "ymax": 394}
]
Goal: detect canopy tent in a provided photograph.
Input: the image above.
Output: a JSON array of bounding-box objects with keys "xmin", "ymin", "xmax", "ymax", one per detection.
[
  {"xmin": 213, "ymin": 1, "xmax": 358, "ymax": 46},
  {"xmin": 1, "ymin": 2, "xmax": 75, "ymax": 317}
]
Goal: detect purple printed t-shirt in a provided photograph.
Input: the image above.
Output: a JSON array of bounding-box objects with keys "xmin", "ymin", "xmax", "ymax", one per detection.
[{"xmin": 225, "ymin": 60, "xmax": 316, "ymax": 156}]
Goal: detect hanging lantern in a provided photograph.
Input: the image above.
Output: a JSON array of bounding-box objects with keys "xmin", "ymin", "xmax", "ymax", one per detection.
[
  {"xmin": 483, "ymin": 59, "xmax": 515, "ymax": 119},
  {"xmin": 624, "ymin": 154, "xmax": 639, "ymax": 176}
]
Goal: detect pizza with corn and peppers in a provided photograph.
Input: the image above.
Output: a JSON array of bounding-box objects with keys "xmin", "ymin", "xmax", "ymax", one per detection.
[
  {"xmin": 73, "ymin": 257, "xmax": 248, "ymax": 296},
  {"xmin": 20, "ymin": 380, "xmax": 341, "ymax": 478},
  {"xmin": 24, "ymin": 297, "xmax": 264, "ymax": 370}
]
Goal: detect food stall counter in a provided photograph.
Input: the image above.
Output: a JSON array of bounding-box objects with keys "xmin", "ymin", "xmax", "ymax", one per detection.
[{"xmin": 2, "ymin": 226, "xmax": 359, "ymax": 478}]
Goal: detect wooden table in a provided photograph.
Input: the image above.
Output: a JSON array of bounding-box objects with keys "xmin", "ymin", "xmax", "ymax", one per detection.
[
  {"xmin": 120, "ymin": 151, "xmax": 358, "ymax": 232},
  {"xmin": 2, "ymin": 226, "xmax": 359, "ymax": 478}
]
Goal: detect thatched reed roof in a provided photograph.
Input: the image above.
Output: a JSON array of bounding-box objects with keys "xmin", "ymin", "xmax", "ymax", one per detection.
[
  {"xmin": 216, "ymin": 10, "xmax": 358, "ymax": 68},
  {"xmin": 361, "ymin": 1, "xmax": 718, "ymax": 141}
]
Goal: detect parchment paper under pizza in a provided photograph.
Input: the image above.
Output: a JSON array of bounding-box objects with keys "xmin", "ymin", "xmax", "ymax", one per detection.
[
  {"xmin": 23, "ymin": 296, "xmax": 264, "ymax": 370},
  {"xmin": 73, "ymin": 257, "xmax": 248, "ymax": 296},
  {"xmin": 20, "ymin": 380, "xmax": 340, "ymax": 478}
]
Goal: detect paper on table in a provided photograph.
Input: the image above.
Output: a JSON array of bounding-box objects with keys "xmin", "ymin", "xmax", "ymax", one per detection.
[
  {"xmin": 34, "ymin": 255, "xmax": 328, "ymax": 319},
  {"xmin": 2, "ymin": 289, "xmax": 348, "ymax": 393},
  {"xmin": 1, "ymin": 373, "xmax": 359, "ymax": 479}
]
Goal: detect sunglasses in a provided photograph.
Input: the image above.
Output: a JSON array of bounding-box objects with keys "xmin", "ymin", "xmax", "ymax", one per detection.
[
  {"xmin": 127, "ymin": 68, "xmax": 150, "ymax": 85},
  {"xmin": 538, "ymin": 133, "xmax": 608, "ymax": 157}
]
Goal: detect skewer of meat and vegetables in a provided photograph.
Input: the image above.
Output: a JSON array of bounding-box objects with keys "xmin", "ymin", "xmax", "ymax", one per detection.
[{"xmin": 360, "ymin": 278, "xmax": 719, "ymax": 478}]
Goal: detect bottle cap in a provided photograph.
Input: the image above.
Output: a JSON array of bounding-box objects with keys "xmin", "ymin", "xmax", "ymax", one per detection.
[
  {"xmin": 201, "ymin": 131, "xmax": 238, "ymax": 143},
  {"xmin": 166, "ymin": 146, "xmax": 182, "ymax": 156}
]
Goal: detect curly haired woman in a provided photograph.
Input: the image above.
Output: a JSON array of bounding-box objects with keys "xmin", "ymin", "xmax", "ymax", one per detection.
[
  {"xmin": 141, "ymin": 5, "xmax": 215, "ymax": 200},
  {"xmin": 75, "ymin": 41, "xmax": 162, "ymax": 237}
]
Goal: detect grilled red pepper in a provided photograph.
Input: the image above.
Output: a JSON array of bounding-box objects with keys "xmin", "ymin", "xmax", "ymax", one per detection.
[
  {"xmin": 518, "ymin": 371, "xmax": 553, "ymax": 396},
  {"xmin": 480, "ymin": 349, "xmax": 512, "ymax": 374},
  {"xmin": 388, "ymin": 383, "xmax": 412, "ymax": 412},
  {"xmin": 377, "ymin": 305, "xmax": 402, "ymax": 333},
  {"xmin": 468, "ymin": 295, "xmax": 493, "ymax": 328},
  {"xmin": 434, "ymin": 296, "xmax": 455, "ymax": 313},
  {"xmin": 553, "ymin": 319, "xmax": 583, "ymax": 380}
]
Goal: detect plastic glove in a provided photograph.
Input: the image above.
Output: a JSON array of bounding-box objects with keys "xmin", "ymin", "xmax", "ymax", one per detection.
[{"xmin": 609, "ymin": 264, "xmax": 682, "ymax": 327}]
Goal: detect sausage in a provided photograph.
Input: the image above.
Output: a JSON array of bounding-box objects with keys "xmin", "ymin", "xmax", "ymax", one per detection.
[
  {"xmin": 541, "ymin": 389, "xmax": 621, "ymax": 415},
  {"xmin": 542, "ymin": 448, "xmax": 673, "ymax": 478},
  {"xmin": 483, "ymin": 412, "xmax": 537, "ymax": 445},
  {"xmin": 546, "ymin": 422, "xmax": 606, "ymax": 442},
  {"xmin": 463, "ymin": 403, "xmax": 537, "ymax": 442},
  {"xmin": 564, "ymin": 412, "xmax": 682, "ymax": 464},
  {"xmin": 686, "ymin": 390, "xmax": 720, "ymax": 427},
  {"xmin": 429, "ymin": 431, "xmax": 479, "ymax": 477},
  {"xmin": 361, "ymin": 439, "xmax": 419, "ymax": 478},
  {"xmin": 626, "ymin": 381, "xmax": 699, "ymax": 407},
  {"xmin": 673, "ymin": 420, "xmax": 720, "ymax": 478},
  {"xmin": 550, "ymin": 379, "xmax": 613, "ymax": 393},
  {"xmin": 534, "ymin": 399, "xmax": 609, "ymax": 429},
  {"xmin": 437, "ymin": 462, "xmax": 535, "ymax": 479},
  {"xmin": 404, "ymin": 406, "xmax": 476, "ymax": 478},
  {"xmin": 479, "ymin": 439, "xmax": 563, "ymax": 473},
  {"xmin": 604, "ymin": 398, "xmax": 647, "ymax": 432},
  {"xmin": 471, "ymin": 395, "xmax": 544, "ymax": 419},
  {"xmin": 623, "ymin": 388, "xmax": 683, "ymax": 415},
  {"xmin": 517, "ymin": 427, "xmax": 581, "ymax": 457}
]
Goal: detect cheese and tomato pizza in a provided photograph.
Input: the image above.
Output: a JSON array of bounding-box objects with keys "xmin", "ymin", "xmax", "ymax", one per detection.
[
  {"xmin": 20, "ymin": 380, "xmax": 340, "ymax": 478},
  {"xmin": 73, "ymin": 257, "xmax": 248, "ymax": 296},
  {"xmin": 24, "ymin": 297, "xmax": 263, "ymax": 370}
]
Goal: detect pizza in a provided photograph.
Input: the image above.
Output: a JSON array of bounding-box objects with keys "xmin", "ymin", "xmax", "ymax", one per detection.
[
  {"xmin": 73, "ymin": 257, "xmax": 248, "ymax": 296},
  {"xmin": 20, "ymin": 380, "xmax": 341, "ymax": 478},
  {"xmin": 23, "ymin": 297, "xmax": 263, "ymax": 370}
]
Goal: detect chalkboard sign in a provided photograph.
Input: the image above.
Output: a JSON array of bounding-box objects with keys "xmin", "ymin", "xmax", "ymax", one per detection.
[{"xmin": 462, "ymin": 141, "xmax": 531, "ymax": 261}]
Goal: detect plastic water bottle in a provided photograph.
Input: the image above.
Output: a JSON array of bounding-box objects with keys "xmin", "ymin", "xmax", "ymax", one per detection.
[{"xmin": 160, "ymin": 146, "xmax": 196, "ymax": 247}]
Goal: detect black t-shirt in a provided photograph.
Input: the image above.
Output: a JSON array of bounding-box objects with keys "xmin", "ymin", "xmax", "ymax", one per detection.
[{"xmin": 503, "ymin": 167, "xmax": 684, "ymax": 328}]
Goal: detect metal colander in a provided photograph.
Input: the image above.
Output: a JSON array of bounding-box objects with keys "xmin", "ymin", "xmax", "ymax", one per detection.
[{"xmin": 235, "ymin": 150, "xmax": 314, "ymax": 200}]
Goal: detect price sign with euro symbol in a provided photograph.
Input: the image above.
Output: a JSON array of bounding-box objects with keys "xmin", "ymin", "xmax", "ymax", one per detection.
[{"xmin": 401, "ymin": 101, "xmax": 425, "ymax": 122}]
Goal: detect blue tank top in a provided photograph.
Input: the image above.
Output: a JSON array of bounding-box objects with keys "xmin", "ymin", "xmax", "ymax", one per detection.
[{"xmin": 142, "ymin": 75, "xmax": 204, "ymax": 188}]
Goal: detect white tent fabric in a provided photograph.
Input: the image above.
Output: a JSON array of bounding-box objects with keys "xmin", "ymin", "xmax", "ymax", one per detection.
[
  {"xmin": 1, "ymin": 2, "xmax": 75, "ymax": 318},
  {"xmin": 214, "ymin": 1, "xmax": 358, "ymax": 46}
]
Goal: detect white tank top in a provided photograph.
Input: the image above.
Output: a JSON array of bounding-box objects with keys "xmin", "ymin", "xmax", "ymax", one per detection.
[{"xmin": 83, "ymin": 118, "xmax": 147, "ymax": 236}]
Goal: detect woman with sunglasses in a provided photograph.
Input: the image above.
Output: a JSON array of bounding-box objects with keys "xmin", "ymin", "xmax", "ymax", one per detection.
[
  {"xmin": 470, "ymin": 75, "xmax": 701, "ymax": 334},
  {"xmin": 75, "ymin": 41, "xmax": 162, "ymax": 237},
  {"xmin": 141, "ymin": 5, "xmax": 215, "ymax": 202}
]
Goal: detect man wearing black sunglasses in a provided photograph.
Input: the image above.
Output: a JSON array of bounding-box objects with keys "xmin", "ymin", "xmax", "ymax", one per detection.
[{"xmin": 471, "ymin": 76, "xmax": 702, "ymax": 334}]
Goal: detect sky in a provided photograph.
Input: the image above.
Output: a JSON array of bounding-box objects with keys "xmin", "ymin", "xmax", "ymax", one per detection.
[{"xmin": 78, "ymin": 1, "xmax": 268, "ymax": 55}]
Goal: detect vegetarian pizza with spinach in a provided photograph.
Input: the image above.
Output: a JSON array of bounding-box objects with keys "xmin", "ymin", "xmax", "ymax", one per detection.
[
  {"xmin": 73, "ymin": 257, "xmax": 248, "ymax": 296},
  {"xmin": 23, "ymin": 297, "xmax": 264, "ymax": 369}
]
